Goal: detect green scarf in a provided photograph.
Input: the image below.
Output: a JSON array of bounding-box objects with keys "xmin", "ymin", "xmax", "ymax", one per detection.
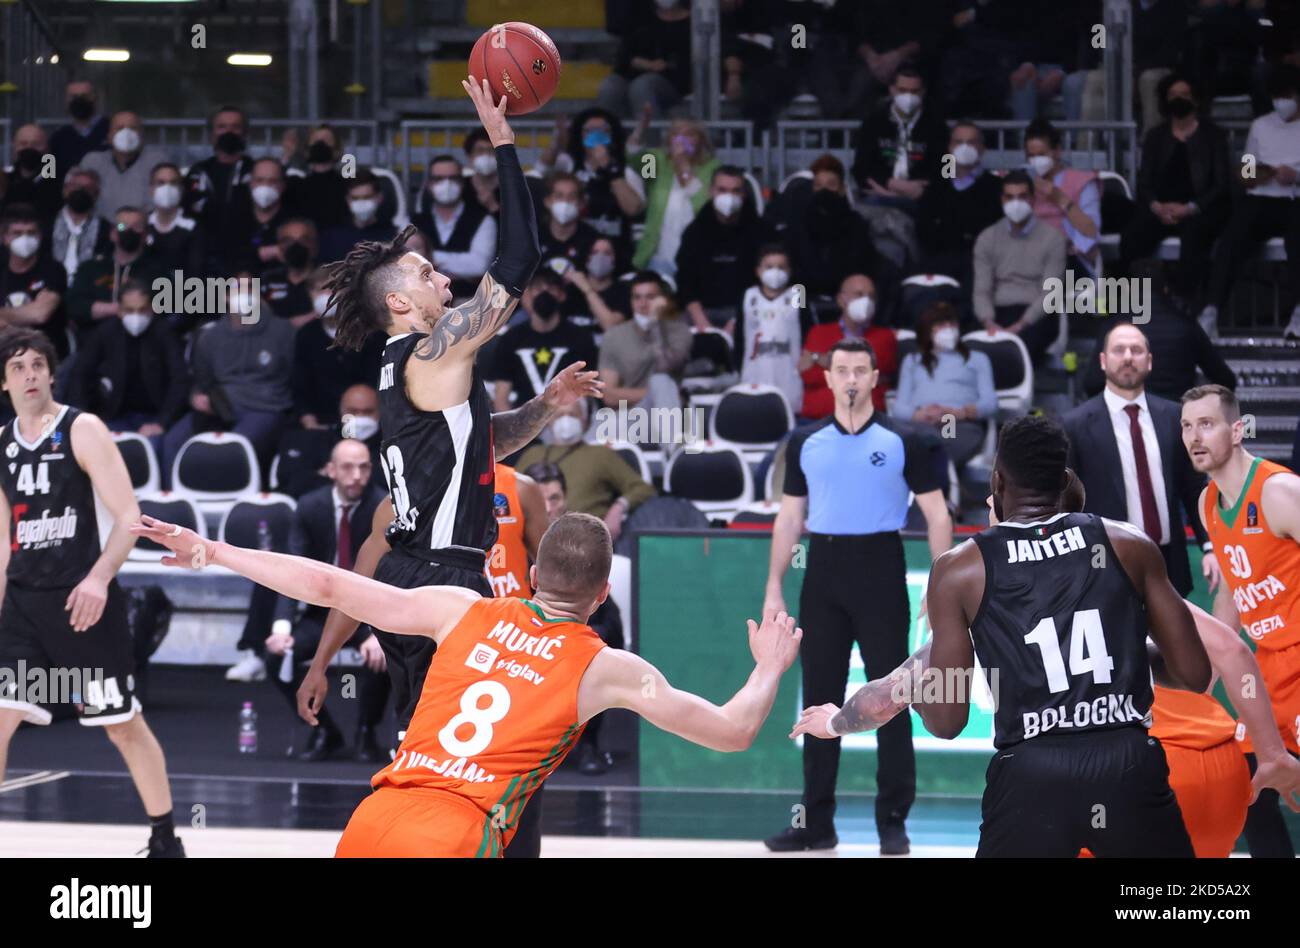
[{"xmin": 631, "ymin": 148, "xmax": 721, "ymax": 269}]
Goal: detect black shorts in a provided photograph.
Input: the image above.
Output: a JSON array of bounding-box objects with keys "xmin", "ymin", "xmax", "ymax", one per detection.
[
  {"xmin": 977, "ymin": 727, "xmax": 1195, "ymax": 858},
  {"xmin": 0, "ymin": 579, "xmax": 138, "ymax": 726},
  {"xmin": 370, "ymin": 549, "xmax": 492, "ymax": 733}
]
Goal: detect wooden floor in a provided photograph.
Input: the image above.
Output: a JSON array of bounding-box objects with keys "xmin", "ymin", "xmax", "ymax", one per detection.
[{"xmin": 0, "ymin": 821, "xmax": 976, "ymax": 858}]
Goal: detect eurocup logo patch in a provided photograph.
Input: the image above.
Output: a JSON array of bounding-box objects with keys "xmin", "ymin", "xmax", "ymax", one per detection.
[
  {"xmin": 51, "ymin": 431, "xmax": 62, "ymax": 450},
  {"xmin": 1247, "ymin": 502, "xmax": 1258, "ymax": 528},
  {"xmin": 493, "ymin": 492, "xmax": 510, "ymax": 517}
]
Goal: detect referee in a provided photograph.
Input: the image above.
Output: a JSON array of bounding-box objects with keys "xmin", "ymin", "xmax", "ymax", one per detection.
[{"xmin": 763, "ymin": 338, "xmax": 952, "ymax": 854}]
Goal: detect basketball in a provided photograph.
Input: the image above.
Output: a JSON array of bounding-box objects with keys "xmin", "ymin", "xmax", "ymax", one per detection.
[{"xmin": 468, "ymin": 22, "xmax": 562, "ymax": 115}]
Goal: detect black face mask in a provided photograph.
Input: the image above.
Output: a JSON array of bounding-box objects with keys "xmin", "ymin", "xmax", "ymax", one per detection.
[
  {"xmin": 66, "ymin": 189, "xmax": 95, "ymax": 214},
  {"xmin": 532, "ymin": 292, "xmax": 560, "ymax": 320},
  {"xmin": 68, "ymin": 96, "xmax": 95, "ymax": 121},
  {"xmin": 116, "ymin": 229, "xmax": 144, "ymax": 253},
  {"xmin": 215, "ymin": 131, "xmax": 245, "ymax": 156},
  {"xmin": 16, "ymin": 148, "xmax": 42, "ymax": 174},
  {"xmin": 307, "ymin": 141, "xmax": 335, "ymax": 165},
  {"xmin": 1166, "ymin": 97, "xmax": 1196, "ymax": 119},
  {"xmin": 283, "ymin": 241, "xmax": 312, "ymax": 269}
]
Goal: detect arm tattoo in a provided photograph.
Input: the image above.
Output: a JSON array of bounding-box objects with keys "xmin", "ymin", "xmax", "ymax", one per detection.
[
  {"xmin": 492, "ymin": 395, "xmax": 555, "ymax": 460},
  {"xmin": 413, "ymin": 274, "xmax": 517, "ymax": 363},
  {"xmin": 831, "ymin": 642, "xmax": 931, "ymax": 736}
]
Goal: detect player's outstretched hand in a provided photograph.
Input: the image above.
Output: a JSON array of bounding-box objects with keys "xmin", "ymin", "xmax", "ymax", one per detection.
[
  {"xmin": 462, "ymin": 76, "xmax": 514, "ymax": 147},
  {"xmin": 790, "ymin": 703, "xmax": 841, "ymax": 740},
  {"xmin": 129, "ymin": 514, "xmax": 216, "ymax": 569},
  {"xmin": 297, "ymin": 666, "xmax": 329, "ymax": 726},
  {"xmin": 1251, "ymin": 753, "xmax": 1300, "ymax": 812},
  {"xmin": 543, "ymin": 360, "xmax": 604, "ymax": 411},
  {"xmin": 747, "ymin": 609, "xmax": 802, "ymax": 672}
]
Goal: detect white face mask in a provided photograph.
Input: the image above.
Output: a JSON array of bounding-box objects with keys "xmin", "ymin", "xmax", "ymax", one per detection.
[
  {"xmin": 1274, "ymin": 98, "xmax": 1298, "ymax": 120},
  {"xmin": 760, "ymin": 267, "xmax": 789, "ymax": 290},
  {"xmin": 712, "ymin": 192, "xmax": 742, "ymax": 217},
  {"xmin": 587, "ymin": 252, "xmax": 615, "ymax": 278},
  {"xmin": 893, "ymin": 92, "xmax": 921, "ymax": 115},
  {"xmin": 431, "ymin": 179, "xmax": 461, "ymax": 204},
  {"xmin": 952, "ymin": 143, "xmax": 979, "ymax": 166},
  {"xmin": 152, "ymin": 183, "xmax": 181, "ymax": 210},
  {"xmin": 338, "ymin": 415, "xmax": 376, "ymax": 441},
  {"xmin": 322, "ymin": 320, "xmax": 338, "ymax": 339},
  {"xmin": 112, "ymin": 127, "xmax": 141, "ymax": 154},
  {"xmin": 549, "ymin": 414, "xmax": 584, "ymax": 444},
  {"xmin": 121, "ymin": 312, "xmax": 151, "ymax": 336},
  {"xmin": 252, "ymin": 185, "xmax": 281, "ymax": 209},
  {"xmin": 8, "ymin": 234, "xmax": 40, "ymax": 259},
  {"xmin": 350, "ymin": 198, "xmax": 379, "ymax": 221},
  {"xmin": 1028, "ymin": 155, "xmax": 1055, "ymax": 178},
  {"xmin": 232, "ymin": 291, "xmax": 258, "ymax": 315},
  {"xmin": 933, "ymin": 326, "xmax": 960, "ymax": 351},
  {"xmin": 471, "ymin": 153, "xmax": 498, "ymax": 176},
  {"xmin": 1003, "ymin": 198, "xmax": 1033, "ymax": 224},
  {"xmin": 312, "ymin": 293, "xmax": 334, "ymax": 318},
  {"xmin": 633, "ymin": 312, "xmax": 656, "ymax": 331},
  {"xmin": 846, "ymin": 296, "xmax": 874, "ymax": 323},
  {"xmin": 549, "ymin": 200, "xmax": 579, "ymax": 225}
]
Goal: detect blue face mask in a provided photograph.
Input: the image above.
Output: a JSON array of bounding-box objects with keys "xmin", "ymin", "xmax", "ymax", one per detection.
[{"xmin": 583, "ymin": 128, "xmax": 612, "ymax": 150}]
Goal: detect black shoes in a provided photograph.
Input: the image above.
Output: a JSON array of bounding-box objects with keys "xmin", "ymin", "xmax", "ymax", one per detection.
[
  {"xmin": 878, "ymin": 821, "xmax": 911, "ymax": 855},
  {"xmin": 353, "ymin": 726, "xmax": 386, "ymax": 763},
  {"xmin": 144, "ymin": 835, "xmax": 186, "ymax": 858},
  {"xmin": 575, "ymin": 741, "xmax": 610, "ymax": 776},
  {"xmin": 763, "ymin": 826, "xmax": 839, "ymax": 852},
  {"xmin": 296, "ymin": 724, "xmax": 344, "ymax": 762}
]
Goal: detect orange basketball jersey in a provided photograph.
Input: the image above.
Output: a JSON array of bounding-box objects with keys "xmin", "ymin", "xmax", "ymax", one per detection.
[
  {"xmin": 371, "ymin": 596, "xmax": 606, "ymax": 855},
  {"xmin": 485, "ymin": 464, "xmax": 532, "ymax": 599},
  {"xmin": 1204, "ymin": 458, "xmax": 1300, "ymax": 652},
  {"xmin": 1149, "ymin": 684, "xmax": 1238, "ymax": 751}
]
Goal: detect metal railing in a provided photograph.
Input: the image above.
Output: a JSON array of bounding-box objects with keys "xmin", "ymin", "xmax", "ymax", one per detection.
[{"xmin": 1, "ymin": 0, "xmax": 68, "ymax": 127}]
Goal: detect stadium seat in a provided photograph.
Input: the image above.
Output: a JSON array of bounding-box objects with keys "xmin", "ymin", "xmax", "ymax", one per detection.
[
  {"xmin": 217, "ymin": 493, "xmax": 297, "ymax": 552},
  {"xmin": 607, "ymin": 554, "xmax": 633, "ymax": 648},
  {"xmin": 900, "ymin": 273, "xmax": 965, "ymax": 326},
  {"xmin": 171, "ymin": 432, "xmax": 262, "ymax": 517},
  {"xmin": 131, "ymin": 492, "xmax": 205, "ymax": 562},
  {"xmin": 663, "ymin": 443, "xmax": 754, "ymax": 518},
  {"xmin": 743, "ymin": 170, "xmax": 766, "ymax": 217},
  {"xmin": 371, "ymin": 166, "xmax": 410, "ymax": 229},
  {"xmin": 267, "ymin": 453, "xmax": 281, "ymax": 492},
  {"xmin": 894, "ymin": 327, "xmax": 918, "ymax": 366},
  {"xmin": 961, "ymin": 330, "xmax": 1033, "ymax": 413},
  {"xmin": 112, "ymin": 432, "xmax": 160, "ymax": 494},
  {"xmin": 727, "ymin": 499, "xmax": 780, "ymax": 528},
  {"xmin": 709, "ymin": 384, "xmax": 794, "ymax": 461}
]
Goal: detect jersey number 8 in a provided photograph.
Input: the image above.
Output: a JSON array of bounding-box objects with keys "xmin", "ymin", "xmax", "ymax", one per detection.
[{"xmin": 438, "ymin": 680, "xmax": 512, "ymax": 758}]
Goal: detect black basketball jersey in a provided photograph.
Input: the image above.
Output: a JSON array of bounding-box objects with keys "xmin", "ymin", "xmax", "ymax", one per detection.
[
  {"xmin": 376, "ymin": 332, "xmax": 498, "ymax": 561},
  {"xmin": 970, "ymin": 512, "xmax": 1154, "ymax": 749},
  {"xmin": 0, "ymin": 405, "xmax": 101, "ymax": 588}
]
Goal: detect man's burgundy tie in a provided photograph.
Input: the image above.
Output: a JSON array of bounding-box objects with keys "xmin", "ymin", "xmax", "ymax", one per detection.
[
  {"xmin": 1123, "ymin": 404, "xmax": 1161, "ymax": 544},
  {"xmin": 338, "ymin": 505, "xmax": 355, "ymax": 571}
]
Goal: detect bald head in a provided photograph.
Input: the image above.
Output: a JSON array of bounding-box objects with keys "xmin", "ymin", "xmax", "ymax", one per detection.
[{"xmin": 339, "ymin": 384, "xmax": 378, "ymax": 420}]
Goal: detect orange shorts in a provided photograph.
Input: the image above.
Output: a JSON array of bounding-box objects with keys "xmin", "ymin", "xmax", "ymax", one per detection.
[
  {"xmin": 335, "ymin": 786, "xmax": 504, "ymax": 858},
  {"xmin": 1258, "ymin": 646, "xmax": 1300, "ymax": 755}
]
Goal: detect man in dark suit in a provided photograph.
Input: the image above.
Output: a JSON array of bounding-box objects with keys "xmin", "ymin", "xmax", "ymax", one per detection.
[
  {"xmin": 1064, "ymin": 322, "xmax": 1223, "ymax": 598},
  {"xmin": 264, "ymin": 438, "xmax": 390, "ymax": 761}
]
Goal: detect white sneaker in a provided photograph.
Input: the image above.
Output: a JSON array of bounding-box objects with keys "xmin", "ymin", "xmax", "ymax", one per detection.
[
  {"xmin": 1285, "ymin": 309, "xmax": 1300, "ymax": 340},
  {"xmin": 1197, "ymin": 305, "xmax": 1219, "ymax": 338},
  {"xmin": 225, "ymin": 652, "xmax": 266, "ymax": 682}
]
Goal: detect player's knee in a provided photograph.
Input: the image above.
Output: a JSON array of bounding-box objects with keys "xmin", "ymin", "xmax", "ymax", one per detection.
[
  {"xmin": 102, "ymin": 716, "xmax": 142, "ymax": 747},
  {"xmin": 0, "ymin": 709, "xmax": 24, "ymax": 739}
]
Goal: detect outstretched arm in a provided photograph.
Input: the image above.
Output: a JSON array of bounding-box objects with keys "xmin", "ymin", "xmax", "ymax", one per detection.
[
  {"xmin": 492, "ymin": 360, "xmax": 603, "ymax": 458},
  {"xmin": 792, "ymin": 642, "xmax": 931, "ymax": 740}
]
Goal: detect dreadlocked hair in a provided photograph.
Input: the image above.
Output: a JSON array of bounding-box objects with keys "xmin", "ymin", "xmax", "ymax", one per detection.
[
  {"xmin": 322, "ymin": 223, "xmax": 421, "ymax": 351},
  {"xmin": 996, "ymin": 414, "xmax": 1070, "ymax": 495}
]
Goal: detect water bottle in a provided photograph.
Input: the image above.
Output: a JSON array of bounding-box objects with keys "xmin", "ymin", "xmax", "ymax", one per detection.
[
  {"xmin": 256, "ymin": 520, "xmax": 271, "ymax": 552},
  {"xmin": 238, "ymin": 701, "xmax": 258, "ymax": 754}
]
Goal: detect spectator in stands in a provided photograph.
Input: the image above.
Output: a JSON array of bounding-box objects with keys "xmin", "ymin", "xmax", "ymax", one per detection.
[
  {"xmin": 261, "ymin": 218, "xmax": 321, "ymax": 327},
  {"xmin": 1024, "ymin": 119, "xmax": 1102, "ymax": 277},
  {"xmin": 49, "ymin": 79, "xmax": 108, "ymax": 176},
  {"xmin": 183, "ymin": 106, "xmax": 254, "ymax": 270},
  {"xmin": 144, "ymin": 163, "xmax": 204, "ymax": 295},
  {"xmin": 740, "ymin": 244, "xmax": 803, "ymax": 413},
  {"xmin": 290, "ymin": 125, "xmax": 350, "ymax": 232},
  {"xmin": 631, "ymin": 119, "xmax": 718, "ymax": 274},
  {"xmin": 719, "ymin": 0, "xmax": 782, "ymax": 130},
  {"xmin": 801, "ymin": 274, "xmax": 898, "ymax": 418},
  {"xmin": 265, "ymin": 438, "xmax": 390, "ymax": 762},
  {"xmin": 52, "ymin": 166, "xmax": 112, "ymax": 284},
  {"xmin": 319, "ymin": 169, "xmax": 396, "ymax": 264},
  {"xmin": 66, "ymin": 280, "xmax": 188, "ymax": 456},
  {"xmin": 66, "ymin": 206, "xmax": 161, "ymax": 336},
  {"xmin": 890, "ymin": 301, "xmax": 997, "ymax": 470},
  {"xmin": 598, "ymin": 271, "xmax": 692, "ymax": 415},
  {"xmin": 162, "ymin": 273, "xmax": 296, "ymax": 479},
  {"xmin": 462, "ymin": 128, "xmax": 501, "ymax": 216},
  {"xmin": 276, "ymin": 383, "xmax": 383, "ymax": 499},
  {"xmin": 675, "ymin": 165, "xmax": 763, "ymax": 333},
  {"xmin": 939, "ymin": 0, "xmax": 1035, "ymax": 119},
  {"xmin": 520, "ymin": 459, "xmax": 625, "ymax": 774},
  {"xmin": 1082, "ymin": 262, "xmax": 1237, "ymax": 402},
  {"xmin": 851, "ymin": 65, "xmax": 947, "ymax": 208},
  {"xmin": 1119, "ymin": 73, "xmax": 1230, "ymax": 309},
  {"xmin": 221, "ymin": 157, "xmax": 294, "ymax": 275},
  {"xmin": 291, "ymin": 269, "xmax": 384, "ymax": 430},
  {"xmin": 560, "ymin": 237, "xmax": 631, "ymax": 337},
  {"xmin": 80, "ymin": 111, "xmax": 168, "ymax": 217},
  {"xmin": 598, "ymin": 0, "xmax": 692, "ymax": 116},
  {"xmin": 536, "ymin": 108, "xmax": 646, "ymax": 261},
  {"xmin": 1185, "ymin": 0, "xmax": 1266, "ymax": 102},
  {"xmin": 851, "ymin": 2, "xmax": 944, "ymax": 97},
  {"xmin": 491, "ymin": 269, "xmax": 598, "ymax": 412},
  {"xmin": 914, "ymin": 120, "xmax": 1004, "ymax": 287},
  {"xmin": 0, "ymin": 204, "xmax": 69, "ymax": 358},
  {"xmin": 2, "ymin": 125, "xmax": 62, "ymax": 225},
  {"xmin": 1132, "ymin": 0, "xmax": 1191, "ymax": 133},
  {"xmin": 409, "ymin": 155, "xmax": 496, "ymax": 300},
  {"xmin": 539, "ymin": 171, "xmax": 601, "ymax": 267},
  {"xmin": 1201, "ymin": 64, "xmax": 1300, "ymax": 340}
]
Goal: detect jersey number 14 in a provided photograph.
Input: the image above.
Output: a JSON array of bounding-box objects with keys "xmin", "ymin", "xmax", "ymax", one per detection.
[{"xmin": 1024, "ymin": 609, "xmax": 1115, "ymax": 694}]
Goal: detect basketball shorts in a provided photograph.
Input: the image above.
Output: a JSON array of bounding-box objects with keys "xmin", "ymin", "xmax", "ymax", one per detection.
[
  {"xmin": 1164, "ymin": 739, "xmax": 1252, "ymax": 857},
  {"xmin": 977, "ymin": 727, "xmax": 1194, "ymax": 858},
  {"xmin": 0, "ymin": 579, "xmax": 139, "ymax": 726},
  {"xmin": 335, "ymin": 786, "xmax": 503, "ymax": 858},
  {"xmin": 1252, "ymin": 643, "xmax": 1300, "ymax": 756}
]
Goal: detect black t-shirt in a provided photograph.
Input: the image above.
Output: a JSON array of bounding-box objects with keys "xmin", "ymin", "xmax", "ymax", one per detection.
[
  {"xmin": 1, "ymin": 255, "xmax": 70, "ymax": 357},
  {"xmin": 488, "ymin": 319, "xmax": 598, "ymax": 406},
  {"xmin": 260, "ymin": 266, "xmax": 314, "ymax": 320},
  {"xmin": 120, "ymin": 336, "xmax": 157, "ymax": 414},
  {"xmin": 538, "ymin": 220, "xmax": 600, "ymax": 268},
  {"xmin": 559, "ymin": 278, "xmax": 631, "ymax": 342},
  {"xmin": 1155, "ymin": 140, "xmax": 1194, "ymax": 204}
]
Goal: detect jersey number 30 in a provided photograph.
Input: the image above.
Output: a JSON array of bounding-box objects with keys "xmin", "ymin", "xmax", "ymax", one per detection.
[{"xmin": 1024, "ymin": 609, "xmax": 1115, "ymax": 694}]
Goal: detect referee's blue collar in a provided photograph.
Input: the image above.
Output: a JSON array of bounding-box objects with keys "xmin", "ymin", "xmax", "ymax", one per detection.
[{"xmin": 829, "ymin": 410, "xmax": 879, "ymax": 437}]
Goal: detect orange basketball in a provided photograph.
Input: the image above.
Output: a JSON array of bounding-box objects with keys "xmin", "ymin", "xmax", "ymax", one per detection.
[{"xmin": 468, "ymin": 22, "xmax": 562, "ymax": 115}]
